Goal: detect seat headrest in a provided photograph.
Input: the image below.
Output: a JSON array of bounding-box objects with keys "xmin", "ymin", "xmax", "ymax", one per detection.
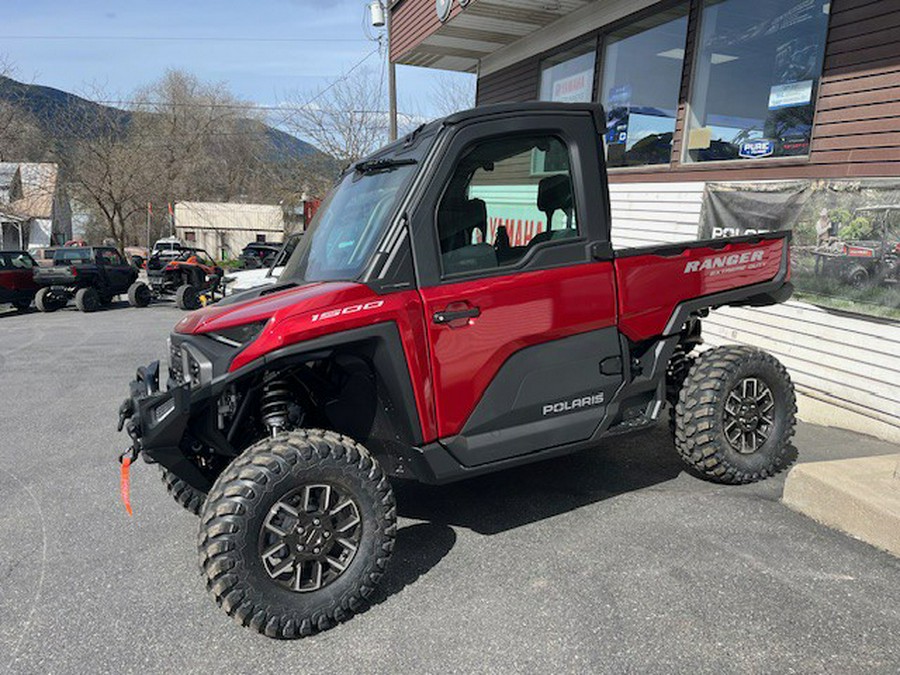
[
  {"xmin": 464, "ymin": 198, "xmax": 487, "ymax": 231},
  {"xmin": 538, "ymin": 174, "xmax": 573, "ymax": 214}
]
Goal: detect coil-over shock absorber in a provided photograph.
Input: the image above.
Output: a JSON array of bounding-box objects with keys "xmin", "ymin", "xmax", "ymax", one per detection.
[{"xmin": 260, "ymin": 375, "xmax": 292, "ymax": 437}]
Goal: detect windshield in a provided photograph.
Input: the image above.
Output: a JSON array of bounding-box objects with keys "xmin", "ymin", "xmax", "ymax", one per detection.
[{"xmin": 280, "ymin": 162, "xmax": 416, "ymax": 283}]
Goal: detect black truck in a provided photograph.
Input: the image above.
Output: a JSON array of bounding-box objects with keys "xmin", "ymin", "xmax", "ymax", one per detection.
[{"xmin": 33, "ymin": 246, "xmax": 138, "ymax": 312}]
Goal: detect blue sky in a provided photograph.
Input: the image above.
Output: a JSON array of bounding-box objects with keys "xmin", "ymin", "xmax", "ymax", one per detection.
[{"xmin": 0, "ymin": 0, "xmax": 472, "ymax": 118}]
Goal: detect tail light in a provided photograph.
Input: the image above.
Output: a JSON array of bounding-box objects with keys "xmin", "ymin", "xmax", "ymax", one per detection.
[{"xmin": 71, "ymin": 266, "xmax": 78, "ymax": 277}]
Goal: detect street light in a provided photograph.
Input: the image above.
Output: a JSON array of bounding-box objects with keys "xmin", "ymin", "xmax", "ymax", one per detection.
[{"xmin": 368, "ymin": 0, "xmax": 397, "ymax": 141}]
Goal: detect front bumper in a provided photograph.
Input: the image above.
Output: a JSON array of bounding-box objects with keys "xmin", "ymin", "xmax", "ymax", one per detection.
[
  {"xmin": 118, "ymin": 335, "xmax": 239, "ymax": 492},
  {"xmin": 118, "ymin": 360, "xmax": 203, "ymax": 484}
]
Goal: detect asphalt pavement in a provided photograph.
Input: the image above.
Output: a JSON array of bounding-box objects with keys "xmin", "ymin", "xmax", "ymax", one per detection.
[{"xmin": 1, "ymin": 300, "xmax": 899, "ymax": 674}]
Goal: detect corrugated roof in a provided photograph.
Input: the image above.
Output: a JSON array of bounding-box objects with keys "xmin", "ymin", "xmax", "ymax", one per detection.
[{"xmin": 175, "ymin": 201, "xmax": 284, "ymax": 231}]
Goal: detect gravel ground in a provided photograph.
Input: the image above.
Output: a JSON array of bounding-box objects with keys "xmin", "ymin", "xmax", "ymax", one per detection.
[{"xmin": 1, "ymin": 301, "xmax": 898, "ymax": 674}]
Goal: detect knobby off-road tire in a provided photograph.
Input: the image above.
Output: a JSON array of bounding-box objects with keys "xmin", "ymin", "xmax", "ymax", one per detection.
[
  {"xmin": 75, "ymin": 287, "xmax": 100, "ymax": 312},
  {"xmin": 198, "ymin": 430, "xmax": 396, "ymax": 638},
  {"xmin": 35, "ymin": 287, "xmax": 62, "ymax": 312},
  {"xmin": 673, "ymin": 345, "xmax": 796, "ymax": 484},
  {"xmin": 175, "ymin": 283, "xmax": 200, "ymax": 310},
  {"xmin": 127, "ymin": 281, "xmax": 152, "ymax": 308},
  {"xmin": 160, "ymin": 466, "xmax": 205, "ymax": 515}
]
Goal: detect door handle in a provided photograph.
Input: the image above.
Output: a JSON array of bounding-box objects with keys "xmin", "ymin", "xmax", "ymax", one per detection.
[{"xmin": 433, "ymin": 306, "xmax": 480, "ymax": 324}]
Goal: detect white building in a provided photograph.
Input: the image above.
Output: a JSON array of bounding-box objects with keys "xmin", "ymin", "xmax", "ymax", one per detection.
[
  {"xmin": 0, "ymin": 162, "xmax": 72, "ymax": 250},
  {"xmin": 174, "ymin": 201, "xmax": 288, "ymax": 260}
]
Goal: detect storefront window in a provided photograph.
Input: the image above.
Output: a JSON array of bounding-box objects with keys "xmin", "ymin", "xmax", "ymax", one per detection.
[
  {"xmin": 599, "ymin": 4, "xmax": 689, "ymax": 168},
  {"xmin": 685, "ymin": 0, "xmax": 830, "ymax": 163},
  {"xmin": 539, "ymin": 42, "xmax": 596, "ymax": 103}
]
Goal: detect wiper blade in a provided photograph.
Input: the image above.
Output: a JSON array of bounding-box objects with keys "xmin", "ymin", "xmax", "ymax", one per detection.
[{"xmin": 354, "ymin": 158, "xmax": 416, "ymax": 174}]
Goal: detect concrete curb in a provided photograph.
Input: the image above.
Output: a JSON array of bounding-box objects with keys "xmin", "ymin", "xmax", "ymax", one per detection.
[{"xmin": 783, "ymin": 454, "xmax": 900, "ymax": 557}]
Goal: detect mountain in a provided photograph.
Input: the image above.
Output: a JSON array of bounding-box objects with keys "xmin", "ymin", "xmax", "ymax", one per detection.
[{"xmin": 0, "ymin": 75, "xmax": 320, "ymax": 162}]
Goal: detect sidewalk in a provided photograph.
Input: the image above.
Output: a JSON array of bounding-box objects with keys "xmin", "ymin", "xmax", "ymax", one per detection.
[{"xmin": 785, "ymin": 451, "xmax": 900, "ymax": 557}]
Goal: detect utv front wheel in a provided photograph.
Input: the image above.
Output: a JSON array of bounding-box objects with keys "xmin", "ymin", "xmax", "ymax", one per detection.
[
  {"xmin": 198, "ymin": 430, "xmax": 396, "ymax": 638},
  {"xmin": 673, "ymin": 346, "xmax": 796, "ymax": 484},
  {"xmin": 175, "ymin": 283, "xmax": 200, "ymax": 310}
]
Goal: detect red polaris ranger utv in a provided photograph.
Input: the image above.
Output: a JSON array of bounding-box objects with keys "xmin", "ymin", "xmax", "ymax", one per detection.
[{"xmin": 117, "ymin": 103, "xmax": 796, "ymax": 638}]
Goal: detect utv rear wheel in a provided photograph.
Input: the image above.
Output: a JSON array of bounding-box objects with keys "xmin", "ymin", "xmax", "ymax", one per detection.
[
  {"xmin": 175, "ymin": 283, "xmax": 200, "ymax": 310},
  {"xmin": 128, "ymin": 281, "xmax": 152, "ymax": 308},
  {"xmin": 75, "ymin": 287, "xmax": 100, "ymax": 312},
  {"xmin": 35, "ymin": 287, "xmax": 63, "ymax": 312},
  {"xmin": 198, "ymin": 430, "xmax": 396, "ymax": 638},
  {"xmin": 673, "ymin": 346, "xmax": 796, "ymax": 484},
  {"xmin": 160, "ymin": 466, "xmax": 205, "ymax": 515}
]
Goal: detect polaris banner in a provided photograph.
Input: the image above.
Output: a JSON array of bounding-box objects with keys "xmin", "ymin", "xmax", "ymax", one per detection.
[{"xmin": 699, "ymin": 180, "xmax": 900, "ymax": 320}]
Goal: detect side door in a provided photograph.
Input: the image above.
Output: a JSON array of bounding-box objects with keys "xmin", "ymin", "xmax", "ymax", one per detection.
[
  {"xmin": 0, "ymin": 252, "xmax": 15, "ymax": 299},
  {"xmin": 14, "ymin": 252, "xmax": 39, "ymax": 293},
  {"xmin": 411, "ymin": 114, "xmax": 622, "ymax": 467},
  {"xmin": 98, "ymin": 248, "xmax": 133, "ymax": 292}
]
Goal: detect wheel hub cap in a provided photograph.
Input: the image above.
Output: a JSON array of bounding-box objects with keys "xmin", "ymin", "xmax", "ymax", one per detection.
[
  {"xmin": 259, "ymin": 483, "xmax": 362, "ymax": 593},
  {"xmin": 723, "ymin": 377, "xmax": 774, "ymax": 454}
]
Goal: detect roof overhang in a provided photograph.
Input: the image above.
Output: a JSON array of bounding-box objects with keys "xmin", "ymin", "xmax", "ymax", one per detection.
[
  {"xmin": 0, "ymin": 208, "xmax": 27, "ymax": 223},
  {"xmin": 391, "ymin": 0, "xmax": 661, "ymax": 76},
  {"xmin": 391, "ymin": 0, "xmax": 596, "ymax": 73}
]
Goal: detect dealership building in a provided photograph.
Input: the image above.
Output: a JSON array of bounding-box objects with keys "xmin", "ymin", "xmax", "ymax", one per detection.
[{"xmin": 390, "ymin": 0, "xmax": 900, "ymax": 441}]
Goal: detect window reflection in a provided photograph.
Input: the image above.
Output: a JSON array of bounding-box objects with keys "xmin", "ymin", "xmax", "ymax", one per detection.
[
  {"xmin": 686, "ymin": 0, "xmax": 830, "ymax": 162},
  {"xmin": 600, "ymin": 4, "xmax": 689, "ymax": 167}
]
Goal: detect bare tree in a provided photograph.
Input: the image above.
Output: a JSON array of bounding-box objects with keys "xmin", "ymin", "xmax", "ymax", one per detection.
[
  {"xmin": 283, "ymin": 66, "xmax": 389, "ymax": 165},
  {"xmin": 427, "ymin": 72, "xmax": 477, "ymax": 119},
  {"xmin": 58, "ymin": 97, "xmax": 154, "ymax": 250},
  {"xmin": 48, "ymin": 68, "xmax": 334, "ymax": 248}
]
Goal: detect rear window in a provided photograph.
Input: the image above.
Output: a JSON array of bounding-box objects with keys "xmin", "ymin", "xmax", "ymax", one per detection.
[{"xmin": 54, "ymin": 249, "xmax": 92, "ymax": 263}]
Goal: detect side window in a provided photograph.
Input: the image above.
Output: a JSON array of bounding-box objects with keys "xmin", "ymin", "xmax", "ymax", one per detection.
[
  {"xmin": 99, "ymin": 249, "xmax": 124, "ymax": 265},
  {"xmin": 14, "ymin": 253, "xmax": 35, "ymax": 268},
  {"xmin": 436, "ymin": 135, "xmax": 579, "ymax": 277}
]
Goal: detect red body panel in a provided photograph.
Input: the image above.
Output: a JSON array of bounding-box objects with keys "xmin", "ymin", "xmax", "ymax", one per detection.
[
  {"xmin": 173, "ymin": 237, "xmax": 785, "ymax": 445},
  {"xmin": 0, "ymin": 267, "xmax": 38, "ymax": 297},
  {"xmin": 176, "ymin": 282, "xmax": 438, "ymax": 442},
  {"xmin": 419, "ymin": 263, "xmax": 618, "ymax": 438},
  {"xmin": 614, "ymin": 238, "xmax": 785, "ymax": 342}
]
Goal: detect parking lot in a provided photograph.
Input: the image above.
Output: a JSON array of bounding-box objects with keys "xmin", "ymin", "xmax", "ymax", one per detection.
[{"xmin": 2, "ymin": 302, "xmax": 899, "ymax": 674}]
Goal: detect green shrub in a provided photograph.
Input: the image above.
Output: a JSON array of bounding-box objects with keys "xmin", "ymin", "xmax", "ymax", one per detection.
[{"xmin": 838, "ymin": 216, "xmax": 873, "ymax": 241}]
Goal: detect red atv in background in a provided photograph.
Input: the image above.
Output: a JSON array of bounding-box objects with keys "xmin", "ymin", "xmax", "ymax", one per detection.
[
  {"xmin": 814, "ymin": 205, "xmax": 900, "ymax": 286},
  {"xmin": 128, "ymin": 247, "xmax": 224, "ymax": 310},
  {"xmin": 118, "ymin": 103, "xmax": 797, "ymax": 638}
]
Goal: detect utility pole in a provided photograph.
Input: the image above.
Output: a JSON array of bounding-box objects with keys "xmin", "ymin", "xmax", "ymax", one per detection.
[
  {"xmin": 370, "ymin": 1, "xmax": 398, "ymax": 142},
  {"xmin": 385, "ymin": 1, "xmax": 398, "ymax": 141}
]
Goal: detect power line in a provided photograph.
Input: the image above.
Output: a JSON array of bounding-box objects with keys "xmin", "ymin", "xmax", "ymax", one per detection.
[{"xmin": 0, "ymin": 35, "xmax": 369, "ymax": 43}]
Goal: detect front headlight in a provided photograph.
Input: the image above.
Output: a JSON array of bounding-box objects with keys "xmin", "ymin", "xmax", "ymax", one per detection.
[{"xmin": 207, "ymin": 320, "xmax": 269, "ymax": 348}]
